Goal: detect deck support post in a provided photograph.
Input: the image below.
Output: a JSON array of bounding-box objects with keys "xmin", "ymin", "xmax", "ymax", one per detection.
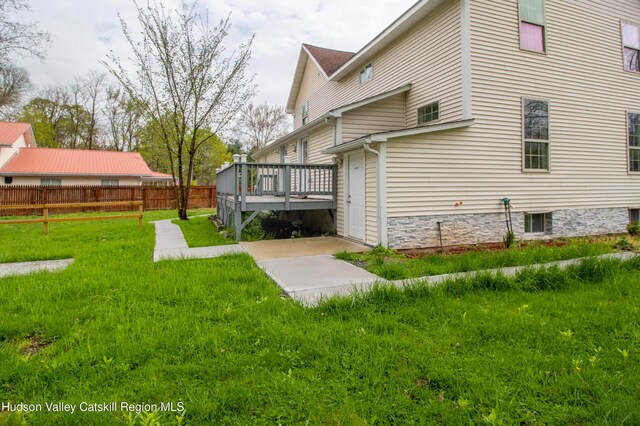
[
  {"xmin": 234, "ymin": 207, "xmax": 242, "ymax": 241},
  {"xmin": 284, "ymin": 164, "xmax": 291, "ymax": 211}
]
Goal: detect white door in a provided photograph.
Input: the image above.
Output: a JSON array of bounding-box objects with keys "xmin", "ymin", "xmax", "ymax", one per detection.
[{"xmin": 347, "ymin": 152, "xmax": 365, "ymax": 241}]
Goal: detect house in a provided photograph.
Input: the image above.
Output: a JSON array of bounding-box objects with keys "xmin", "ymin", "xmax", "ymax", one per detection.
[
  {"xmin": 219, "ymin": 0, "xmax": 640, "ymax": 248},
  {"xmin": 0, "ymin": 122, "xmax": 172, "ymax": 186}
]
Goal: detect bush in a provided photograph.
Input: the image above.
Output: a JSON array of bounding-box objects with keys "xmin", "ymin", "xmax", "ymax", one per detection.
[
  {"xmin": 503, "ymin": 230, "xmax": 515, "ymax": 248},
  {"xmin": 627, "ymin": 221, "xmax": 639, "ymax": 236}
]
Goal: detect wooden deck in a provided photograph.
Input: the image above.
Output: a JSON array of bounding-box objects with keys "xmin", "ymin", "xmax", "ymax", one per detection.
[{"xmin": 216, "ymin": 162, "xmax": 338, "ymax": 241}]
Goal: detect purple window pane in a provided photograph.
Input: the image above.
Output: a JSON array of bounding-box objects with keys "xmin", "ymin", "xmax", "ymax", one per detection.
[
  {"xmin": 622, "ymin": 23, "xmax": 640, "ymax": 48},
  {"xmin": 521, "ymin": 22, "xmax": 544, "ymax": 52}
]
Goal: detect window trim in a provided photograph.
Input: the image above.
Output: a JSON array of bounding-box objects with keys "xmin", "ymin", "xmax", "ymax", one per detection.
[
  {"xmin": 621, "ymin": 20, "xmax": 640, "ymax": 73},
  {"xmin": 359, "ymin": 63, "xmax": 373, "ymax": 85},
  {"xmin": 522, "ymin": 96, "xmax": 551, "ymax": 173},
  {"xmin": 279, "ymin": 145, "xmax": 288, "ymax": 163},
  {"xmin": 628, "ymin": 111, "xmax": 640, "ymax": 174},
  {"xmin": 517, "ymin": 0, "xmax": 548, "ymax": 55},
  {"xmin": 417, "ymin": 101, "xmax": 441, "ymax": 126},
  {"xmin": 301, "ymin": 101, "xmax": 309, "ymax": 126}
]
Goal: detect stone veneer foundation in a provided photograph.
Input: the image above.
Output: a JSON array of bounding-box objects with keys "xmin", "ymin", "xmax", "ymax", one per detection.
[{"xmin": 387, "ymin": 208, "xmax": 630, "ymax": 250}]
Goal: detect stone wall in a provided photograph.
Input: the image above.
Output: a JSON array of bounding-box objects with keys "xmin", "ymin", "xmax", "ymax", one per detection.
[{"xmin": 387, "ymin": 207, "xmax": 630, "ymax": 250}]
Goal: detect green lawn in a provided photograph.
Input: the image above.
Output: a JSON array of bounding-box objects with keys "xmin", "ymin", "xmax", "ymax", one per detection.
[
  {"xmin": 0, "ymin": 213, "xmax": 639, "ymax": 424},
  {"xmin": 172, "ymin": 215, "xmax": 235, "ymax": 247},
  {"xmin": 336, "ymin": 239, "xmax": 622, "ymax": 280}
]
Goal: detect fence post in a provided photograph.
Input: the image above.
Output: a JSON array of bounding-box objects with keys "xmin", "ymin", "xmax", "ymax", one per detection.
[
  {"xmin": 241, "ymin": 163, "xmax": 247, "ymax": 211},
  {"xmin": 43, "ymin": 207, "xmax": 49, "ymax": 235},
  {"xmin": 138, "ymin": 203, "xmax": 143, "ymax": 229}
]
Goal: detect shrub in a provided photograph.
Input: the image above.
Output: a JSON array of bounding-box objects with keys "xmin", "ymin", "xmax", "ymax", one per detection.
[
  {"xmin": 613, "ymin": 236, "xmax": 634, "ymax": 251},
  {"xmin": 627, "ymin": 221, "xmax": 639, "ymax": 236},
  {"xmin": 503, "ymin": 230, "xmax": 515, "ymax": 248}
]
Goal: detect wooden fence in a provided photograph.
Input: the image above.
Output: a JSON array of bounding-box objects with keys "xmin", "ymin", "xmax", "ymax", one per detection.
[
  {"xmin": 0, "ymin": 185, "xmax": 216, "ymax": 216},
  {"xmin": 0, "ymin": 201, "xmax": 144, "ymax": 235}
]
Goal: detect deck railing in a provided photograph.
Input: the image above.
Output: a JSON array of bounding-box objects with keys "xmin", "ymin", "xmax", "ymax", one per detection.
[{"xmin": 216, "ymin": 162, "xmax": 338, "ymax": 209}]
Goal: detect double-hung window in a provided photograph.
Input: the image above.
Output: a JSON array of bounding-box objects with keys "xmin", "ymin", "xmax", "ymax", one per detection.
[
  {"xmin": 41, "ymin": 178, "xmax": 61, "ymax": 186},
  {"xmin": 523, "ymin": 98, "xmax": 550, "ymax": 170},
  {"xmin": 301, "ymin": 101, "xmax": 309, "ymax": 125},
  {"xmin": 622, "ymin": 22, "xmax": 640, "ymax": 72},
  {"xmin": 519, "ymin": 0, "xmax": 546, "ymax": 53},
  {"xmin": 629, "ymin": 112, "xmax": 640, "ymax": 172},
  {"xmin": 279, "ymin": 145, "xmax": 287, "ymax": 163}
]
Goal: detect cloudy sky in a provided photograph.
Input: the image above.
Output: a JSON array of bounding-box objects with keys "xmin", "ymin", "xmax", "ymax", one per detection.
[{"xmin": 15, "ymin": 0, "xmax": 417, "ymax": 107}]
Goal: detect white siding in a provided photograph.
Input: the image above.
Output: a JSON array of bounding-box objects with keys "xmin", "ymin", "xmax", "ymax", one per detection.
[{"xmin": 7, "ymin": 176, "xmax": 143, "ymax": 186}]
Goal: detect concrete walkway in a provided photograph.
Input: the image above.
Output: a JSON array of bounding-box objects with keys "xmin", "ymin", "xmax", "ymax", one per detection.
[
  {"xmin": 152, "ymin": 219, "xmax": 245, "ymax": 262},
  {"xmin": 259, "ymin": 251, "xmax": 639, "ymax": 306},
  {"xmin": 151, "ymin": 218, "xmax": 640, "ymax": 307},
  {"xmin": 0, "ymin": 259, "xmax": 74, "ymax": 278}
]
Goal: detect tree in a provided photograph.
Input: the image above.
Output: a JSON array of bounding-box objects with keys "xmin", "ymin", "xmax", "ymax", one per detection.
[
  {"xmin": 0, "ymin": 64, "xmax": 30, "ymax": 116},
  {"xmin": 103, "ymin": 86, "xmax": 144, "ymax": 152},
  {"xmin": 76, "ymin": 71, "xmax": 107, "ymax": 150},
  {"xmin": 104, "ymin": 0, "xmax": 255, "ymax": 220},
  {"xmin": 234, "ymin": 103, "xmax": 289, "ymax": 155},
  {"xmin": 0, "ymin": 0, "xmax": 50, "ymax": 70}
]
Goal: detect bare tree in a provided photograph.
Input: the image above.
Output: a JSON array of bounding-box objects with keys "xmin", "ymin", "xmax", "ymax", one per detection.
[
  {"xmin": 103, "ymin": 86, "xmax": 143, "ymax": 152},
  {"xmin": 76, "ymin": 71, "xmax": 107, "ymax": 149},
  {"xmin": 104, "ymin": 0, "xmax": 255, "ymax": 220},
  {"xmin": 234, "ymin": 103, "xmax": 289, "ymax": 154},
  {"xmin": 0, "ymin": 0, "xmax": 51, "ymax": 71},
  {"xmin": 0, "ymin": 64, "xmax": 30, "ymax": 116}
]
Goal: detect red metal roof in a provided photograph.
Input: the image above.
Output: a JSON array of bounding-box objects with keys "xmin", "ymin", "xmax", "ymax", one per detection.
[
  {"xmin": 0, "ymin": 122, "xmax": 35, "ymax": 146},
  {"xmin": 0, "ymin": 148, "xmax": 156, "ymax": 176},
  {"xmin": 303, "ymin": 44, "xmax": 355, "ymax": 77}
]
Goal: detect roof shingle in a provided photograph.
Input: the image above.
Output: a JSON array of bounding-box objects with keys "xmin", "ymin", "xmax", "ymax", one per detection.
[{"xmin": 303, "ymin": 44, "xmax": 355, "ymax": 77}]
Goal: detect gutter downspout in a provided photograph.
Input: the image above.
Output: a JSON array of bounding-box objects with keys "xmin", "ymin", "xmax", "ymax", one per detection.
[{"xmin": 363, "ymin": 139, "xmax": 384, "ymax": 246}]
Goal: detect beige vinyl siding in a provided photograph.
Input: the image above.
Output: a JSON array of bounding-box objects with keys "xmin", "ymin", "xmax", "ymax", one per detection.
[
  {"xmin": 294, "ymin": 59, "xmax": 329, "ymax": 129},
  {"xmin": 456, "ymin": 0, "xmax": 640, "ymax": 214},
  {"xmin": 342, "ymin": 94, "xmax": 406, "ymax": 142},
  {"xmin": 365, "ymin": 151, "xmax": 378, "ymax": 245},
  {"xmin": 293, "ymin": 0, "xmax": 463, "ymax": 132},
  {"xmin": 0, "ymin": 134, "xmax": 27, "ymax": 168},
  {"xmin": 307, "ymin": 126, "xmax": 334, "ymax": 164}
]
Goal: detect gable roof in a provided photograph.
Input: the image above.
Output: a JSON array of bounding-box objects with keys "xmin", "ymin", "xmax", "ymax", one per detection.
[
  {"xmin": 303, "ymin": 44, "xmax": 355, "ymax": 77},
  {"xmin": 286, "ymin": 44, "xmax": 355, "ymax": 113},
  {"xmin": 0, "ymin": 148, "xmax": 156, "ymax": 177},
  {"xmin": 285, "ymin": 0, "xmax": 447, "ymax": 112},
  {"xmin": 0, "ymin": 122, "xmax": 36, "ymax": 147}
]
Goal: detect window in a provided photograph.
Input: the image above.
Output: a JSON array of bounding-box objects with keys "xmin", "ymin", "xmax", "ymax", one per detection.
[
  {"xmin": 40, "ymin": 178, "xmax": 61, "ymax": 186},
  {"xmin": 523, "ymin": 99, "xmax": 550, "ymax": 170},
  {"xmin": 525, "ymin": 212, "xmax": 552, "ymax": 234},
  {"xmin": 630, "ymin": 209, "xmax": 640, "ymax": 224},
  {"xmin": 302, "ymin": 101, "xmax": 309, "ymax": 125},
  {"xmin": 299, "ymin": 138, "xmax": 309, "ymax": 164},
  {"xmin": 418, "ymin": 102, "xmax": 440, "ymax": 125},
  {"xmin": 101, "ymin": 179, "xmax": 119, "ymax": 186},
  {"xmin": 629, "ymin": 113, "xmax": 640, "ymax": 172},
  {"xmin": 622, "ymin": 22, "xmax": 640, "ymax": 72},
  {"xmin": 519, "ymin": 0, "xmax": 546, "ymax": 53},
  {"xmin": 279, "ymin": 145, "xmax": 287, "ymax": 163},
  {"xmin": 359, "ymin": 63, "xmax": 373, "ymax": 84},
  {"xmin": 3, "ymin": 176, "xmax": 12, "ymax": 184}
]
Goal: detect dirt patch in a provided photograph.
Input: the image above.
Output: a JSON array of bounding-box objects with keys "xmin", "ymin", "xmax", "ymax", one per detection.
[{"xmin": 18, "ymin": 335, "xmax": 50, "ymax": 355}]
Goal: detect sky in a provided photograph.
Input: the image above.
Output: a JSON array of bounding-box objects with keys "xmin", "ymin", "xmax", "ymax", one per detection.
[{"xmin": 15, "ymin": 0, "xmax": 417, "ymax": 107}]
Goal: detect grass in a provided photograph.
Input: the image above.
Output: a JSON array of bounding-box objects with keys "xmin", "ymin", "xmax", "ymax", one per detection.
[
  {"xmin": 336, "ymin": 239, "xmax": 624, "ymax": 280},
  {"xmin": 172, "ymin": 215, "xmax": 235, "ymax": 247},
  {"xmin": 0, "ymin": 214, "xmax": 639, "ymax": 424}
]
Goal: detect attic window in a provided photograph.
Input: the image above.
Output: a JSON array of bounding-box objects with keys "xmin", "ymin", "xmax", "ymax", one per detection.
[{"xmin": 359, "ymin": 63, "xmax": 373, "ymax": 84}]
